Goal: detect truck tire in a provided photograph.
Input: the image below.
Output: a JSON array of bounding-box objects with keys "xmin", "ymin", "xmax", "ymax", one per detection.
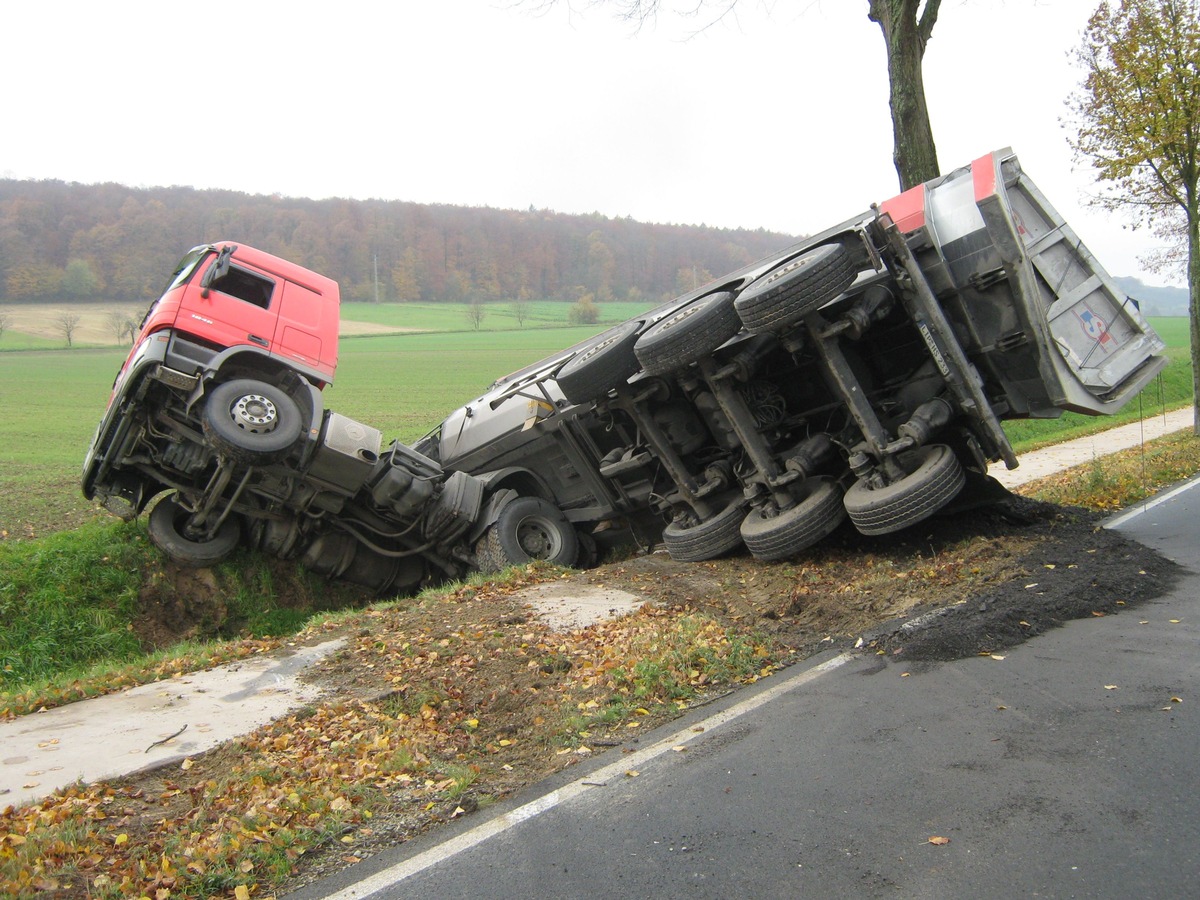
[
  {"xmin": 203, "ymin": 379, "xmax": 303, "ymax": 464},
  {"xmin": 740, "ymin": 478, "xmax": 846, "ymax": 561},
  {"xmin": 148, "ymin": 495, "xmax": 241, "ymax": 567},
  {"xmin": 734, "ymin": 243, "xmax": 857, "ymax": 333},
  {"xmin": 634, "ymin": 291, "xmax": 741, "ymax": 375},
  {"xmin": 662, "ymin": 499, "xmax": 746, "ymax": 562},
  {"xmin": 843, "ymin": 444, "xmax": 965, "ymax": 536},
  {"xmin": 555, "ymin": 320, "xmax": 644, "ymax": 405},
  {"xmin": 475, "ymin": 496, "xmax": 580, "ymax": 573}
]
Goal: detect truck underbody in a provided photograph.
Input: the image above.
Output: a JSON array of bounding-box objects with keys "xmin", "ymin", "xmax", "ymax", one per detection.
[{"xmin": 83, "ymin": 150, "xmax": 1167, "ymax": 592}]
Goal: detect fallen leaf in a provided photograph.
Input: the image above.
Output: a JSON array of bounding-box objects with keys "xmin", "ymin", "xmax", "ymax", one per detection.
[
  {"xmin": 990, "ymin": 655, "xmax": 1006, "ymax": 661},
  {"xmin": 928, "ymin": 836, "xmax": 951, "ymax": 846},
  {"xmin": 1105, "ymin": 685, "xmax": 1118, "ymax": 691},
  {"xmin": 180, "ymin": 758, "xmax": 194, "ymax": 770},
  {"xmin": 625, "ymin": 770, "xmax": 640, "ymax": 778},
  {"xmin": 1091, "ymin": 611, "xmax": 1106, "ymax": 617},
  {"xmin": 1170, "ymin": 619, "xmax": 1182, "ymax": 624},
  {"xmin": 672, "ymin": 745, "xmax": 687, "ymax": 753},
  {"xmin": 235, "ymin": 886, "xmax": 250, "ymax": 900},
  {"xmin": 1170, "ymin": 696, "xmax": 1183, "ymax": 703},
  {"xmin": 901, "ymin": 672, "xmax": 911, "ymax": 677}
]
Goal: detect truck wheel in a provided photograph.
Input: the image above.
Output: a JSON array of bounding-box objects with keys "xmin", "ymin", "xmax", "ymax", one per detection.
[
  {"xmin": 662, "ymin": 499, "xmax": 746, "ymax": 562},
  {"xmin": 475, "ymin": 496, "xmax": 580, "ymax": 573},
  {"xmin": 843, "ymin": 444, "xmax": 965, "ymax": 536},
  {"xmin": 740, "ymin": 478, "xmax": 846, "ymax": 561},
  {"xmin": 202, "ymin": 379, "xmax": 303, "ymax": 464},
  {"xmin": 634, "ymin": 291, "xmax": 741, "ymax": 375},
  {"xmin": 556, "ymin": 320, "xmax": 644, "ymax": 405},
  {"xmin": 735, "ymin": 244, "xmax": 857, "ymax": 333},
  {"xmin": 147, "ymin": 495, "xmax": 240, "ymax": 567}
]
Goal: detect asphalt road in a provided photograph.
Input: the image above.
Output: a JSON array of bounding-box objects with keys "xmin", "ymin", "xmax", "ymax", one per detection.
[{"xmin": 291, "ymin": 478, "xmax": 1200, "ymax": 900}]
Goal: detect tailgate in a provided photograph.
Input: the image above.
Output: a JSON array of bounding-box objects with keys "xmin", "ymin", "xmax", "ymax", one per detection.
[{"xmin": 977, "ymin": 151, "xmax": 1167, "ymax": 414}]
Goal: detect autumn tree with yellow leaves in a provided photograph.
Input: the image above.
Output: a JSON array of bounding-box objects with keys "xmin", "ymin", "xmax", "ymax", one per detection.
[{"xmin": 1068, "ymin": 0, "xmax": 1200, "ymax": 432}]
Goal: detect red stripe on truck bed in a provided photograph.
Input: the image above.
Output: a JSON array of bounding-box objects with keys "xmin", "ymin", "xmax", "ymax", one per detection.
[{"xmin": 878, "ymin": 184, "xmax": 927, "ymax": 234}]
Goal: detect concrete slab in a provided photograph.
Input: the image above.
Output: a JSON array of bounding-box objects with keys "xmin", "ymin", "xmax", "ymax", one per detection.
[
  {"xmin": 520, "ymin": 583, "xmax": 645, "ymax": 631},
  {"xmin": 990, "ymin": 407, "xmax": 1192, "ymax": 489},
  {"xmin": 0, "ymin": 639, "xmax": 343, "ymax": 809}
]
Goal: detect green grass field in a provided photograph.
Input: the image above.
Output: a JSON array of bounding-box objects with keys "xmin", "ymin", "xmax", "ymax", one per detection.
[
  {"xmin": 0, "ymin": 315, "xmax": 1191, "ymax": 541},
  {"xmin": 0, "ymin": 324, "xmax": 617, "ymax": 539},
  {"xmin": 338, "ymin": 299, "xmax": 659, "ymax": 333},
  {"xmin": 325, "ymin": 327, "xmax": 611, "ymax": 440},
  {"xmin": 0, "ymin": 299, "xmax": 659, "ymax": 352}
]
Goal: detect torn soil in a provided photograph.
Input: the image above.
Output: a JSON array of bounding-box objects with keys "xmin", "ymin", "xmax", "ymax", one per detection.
[{"xmin": 1, "ymin": 494, "xmax": 1177, "ymax": 899}]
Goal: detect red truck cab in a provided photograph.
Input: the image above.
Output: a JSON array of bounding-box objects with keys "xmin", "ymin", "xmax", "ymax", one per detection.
[
  {"xmin": 135, "ymin": 241, "xmax": 338, "ymax": 387},
  {"xmin": 84, "ymin": 242, "xmax": 341, "ymax": 517}
]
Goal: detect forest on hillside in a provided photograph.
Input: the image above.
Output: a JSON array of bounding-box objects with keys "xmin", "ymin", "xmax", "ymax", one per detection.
[{"xmin": 0, "ymin": 179, "xmax": 797, "ymax": 306}]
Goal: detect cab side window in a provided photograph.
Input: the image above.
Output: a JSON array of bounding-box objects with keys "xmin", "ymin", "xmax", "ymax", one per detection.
[{"xmin": 211, "ymin": 266, "xmax": 274, "ymax": 309}]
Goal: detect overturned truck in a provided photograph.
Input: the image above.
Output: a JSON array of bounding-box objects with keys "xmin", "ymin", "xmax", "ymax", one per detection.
[{"xmin": 84, "ymin": 149, "xmax": 1166, "ymax": 592}]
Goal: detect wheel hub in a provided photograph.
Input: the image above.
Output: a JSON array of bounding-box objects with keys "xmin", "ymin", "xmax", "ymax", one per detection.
[
  {"xmin": 231, "ymin": 394, "xmax": 278, "ymax": 433},
  {"xmin": 516, "ymin": 517, "xmax": 559, "ymax": 558}
]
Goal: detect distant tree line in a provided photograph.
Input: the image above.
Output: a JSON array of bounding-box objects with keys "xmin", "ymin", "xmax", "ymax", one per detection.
[{"xmin": 0, "ymin": 179, "xmax": 796, "ymax": 306}]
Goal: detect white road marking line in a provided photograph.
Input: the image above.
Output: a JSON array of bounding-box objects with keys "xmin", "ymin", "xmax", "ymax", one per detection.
[{"xmin": 318, "ymin": 652, "xmax": 853, "ymax": 900}]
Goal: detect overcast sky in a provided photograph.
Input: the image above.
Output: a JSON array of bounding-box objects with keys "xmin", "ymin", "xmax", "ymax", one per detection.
[{"xmin": 2, "ymin": 0, "xmax": 1179, "ymax": 287}]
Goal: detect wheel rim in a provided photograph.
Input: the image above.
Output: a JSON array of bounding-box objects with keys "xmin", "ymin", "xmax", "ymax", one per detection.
[
  {"xmin": 516, "ymin": 514, "xmax": 562, "ymax": 559},
  {"xmin": 230, "ymin": 393, "xmax": 279, "ymax": 433},
  {"xmin": 764, "ymin": 255, "xmax": 815, "ymax": 287},
  {"xmin": 659, "ymin": 301, "xmax": 705, "ymax": 332},
  {"xmin": 580, "ymin": 333, "xmax": 620, "ymax": 362}
]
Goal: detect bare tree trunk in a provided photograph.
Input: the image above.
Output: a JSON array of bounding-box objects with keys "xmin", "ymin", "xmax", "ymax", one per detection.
[
  {"xmin": 1188, "ymin": 202, "xmax": 1200, "ymax": 435},
  {"xmin": 868, "ymin": 0, "xmax": 941, "ymax": 190}
]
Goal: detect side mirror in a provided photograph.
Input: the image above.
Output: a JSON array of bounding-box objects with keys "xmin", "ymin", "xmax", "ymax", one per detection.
[{"xmin": 200, "ymin": 245, "xmax": 237, "ymax": 298}]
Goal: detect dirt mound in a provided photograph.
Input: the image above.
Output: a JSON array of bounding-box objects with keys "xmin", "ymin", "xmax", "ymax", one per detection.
[
  {"xmin": 572, "ymin": 496, "xmax": 1174, "ymax": 661},
  {"xmin": 131, "ymin": 557, "xmax": 372, "ymax": 650}
]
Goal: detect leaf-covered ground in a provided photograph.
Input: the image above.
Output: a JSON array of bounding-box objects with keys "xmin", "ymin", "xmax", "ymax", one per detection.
[{"xmin": 0, "ymin": 491, "xmax": 1176, "ymax": 899}]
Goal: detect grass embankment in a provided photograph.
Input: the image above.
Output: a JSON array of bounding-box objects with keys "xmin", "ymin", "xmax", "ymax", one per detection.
[
  {"xmin": 1018, "ymin": 428, "xmax": 1200, "ymax": 510},
  {"xmin": 0, "ymin": 523, "xmax": 370, "ymax": 717}
]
